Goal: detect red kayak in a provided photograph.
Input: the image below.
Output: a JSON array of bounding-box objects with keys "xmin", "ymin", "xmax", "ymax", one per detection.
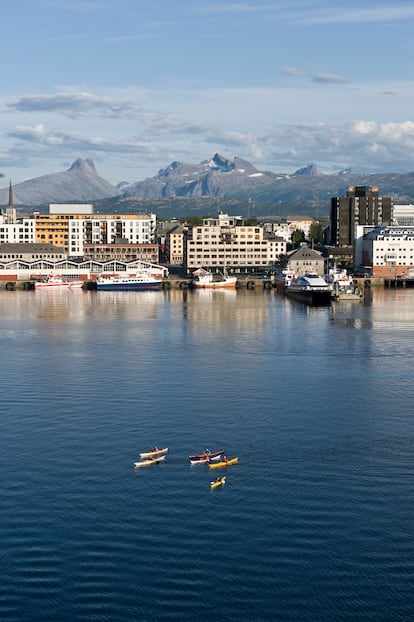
[{"xmin": 189, "ymin": 450, "xmax": 223, "ymax": 465}]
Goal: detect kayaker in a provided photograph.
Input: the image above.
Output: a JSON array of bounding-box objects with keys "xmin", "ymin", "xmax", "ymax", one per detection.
[
  {"xmin": 215, "ymin": 476, "xmax": 222, "ymax": 483},
  {"xmin": 205, "ymin": 448, "xmax": 210, "ymax": 455},
  {"xmin": 223, "ymin": 456, "xmax": 228, "ymax": 462}
]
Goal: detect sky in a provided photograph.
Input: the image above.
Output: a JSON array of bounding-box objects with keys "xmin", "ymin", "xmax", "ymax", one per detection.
[{"xmin": 1, "ymin": 0, "xmax": 414, "ymax": 186}]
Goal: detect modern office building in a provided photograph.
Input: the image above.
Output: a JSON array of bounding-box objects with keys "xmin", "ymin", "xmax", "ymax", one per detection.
[{"xmin": 330, "ymin": 186, "xmax": 393, "ymax": 247}]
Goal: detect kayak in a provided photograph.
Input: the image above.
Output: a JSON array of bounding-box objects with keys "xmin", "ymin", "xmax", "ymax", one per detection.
[
  {"xmin": 134, "ymin": 455, "xmax": 166, "ymax": 467},
  {"xmin": 209, "ymin": 457, "xmax": 238, "ymax": 469},
  {"xmin": 210, "ymin": 476, "xmax": 226, "ymax": 489},
  {"xmin": 139, "ymin": 447, "xmax": 169, "ymax": 459},
  {"xmin": 189, "ymin": 450, "xmax": 223, "ymax": 465}
]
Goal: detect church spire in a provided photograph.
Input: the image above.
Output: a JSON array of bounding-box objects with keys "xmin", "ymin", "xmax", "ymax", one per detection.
[
  {"xmin": 8, "ymin": 179, "xmax": 13, "ymax": 208},
  {"xmin": 6, "ymin": 179, "xmax": 16, "ymax": 224}
]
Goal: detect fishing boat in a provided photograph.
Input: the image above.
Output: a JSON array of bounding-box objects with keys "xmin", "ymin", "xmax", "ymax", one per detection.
[
  {"xmin": 285, "ymin": 273, "xmax": 332, "ymax": 306},
  {"xmin": 210, "ymin": 476, "xmax": 226, "ymax": 490},
  {"xmin": 209, "ymin": 457, "xmax": 238, "ymax": 469},
  {"xmin": 191, "ymin": 268, "xmax": 237, "ymax": 289},
  {"xmin": 133, "ymin": 455, "xmax": 166, "ymax": 468},
  {"xmin": 189, "ymin": 450, "xmax": 223, "ymax": 465},
  {"xmin": 139, "ymin": 447, "xmax": 169, "ymax": 459},
  {"xmin": 34, "ymin": 275, "xmax": 84, "ymax": 289},
  {"xmin": 96, "ymin": 273, "xmax": 162, "ymax": 291}
]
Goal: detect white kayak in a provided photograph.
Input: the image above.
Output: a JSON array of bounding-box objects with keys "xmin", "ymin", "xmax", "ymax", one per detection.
[
  {"xmin": 139, "ymin": 447, "xmax": 169, "ymax": 459},
  {"xmin": 134, "ymin": 455, "xmax": 166, "ymax": 467}
]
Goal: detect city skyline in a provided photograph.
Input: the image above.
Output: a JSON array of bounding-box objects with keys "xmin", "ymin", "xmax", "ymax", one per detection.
[{"xmin": 1, "ymin": 0, "xmax": 414, "ymax": 186}]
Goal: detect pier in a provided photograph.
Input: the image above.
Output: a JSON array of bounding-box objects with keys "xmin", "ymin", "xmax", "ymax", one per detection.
[{"xmin": 1, "ymin": 276, "xmax": 413, "ymax": 292}]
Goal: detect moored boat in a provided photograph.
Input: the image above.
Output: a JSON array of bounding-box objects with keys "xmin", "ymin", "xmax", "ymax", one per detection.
[
  {"xmin": 189, "ymin": 450, "xmax": 223, "ymax": 465},
  {"xmin": 191, "ymin": 268, "xmax": 237, "ymax": 289},
  {"xmin": 133, "ymin": 455, "xmax": 166, "ymax": 467},
  {"xmin": 96, "ymin": 273, "xmax": 162, "ymax": 291},
  {"xmin": 209, "ymin": 457, "xmax": 238, "ymax": 469},
  {"xmin": 286, "ymin": 273, "xmax": 332, "ymax": 306},
  {"xmin": 139, "ymin": 447, "xmax": 169, "ymax": 459},
  {"xmin": 35, "ymin": 275, "xmax": 84, "ymax": 289},
  {"xmin": 210, "ymin": 476, "xmax": 226, "ymax": 489}
]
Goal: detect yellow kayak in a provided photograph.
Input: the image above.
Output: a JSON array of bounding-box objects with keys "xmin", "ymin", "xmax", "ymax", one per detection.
[
  {"xmin": 134, "ymin": 455, "xmax": 166, "ymax": 468},
  {"xmin": 210, "ymin": 476, "xmax": 226, "ymax": 489},
  {"xmin": 209, "ymin": 457, "xmax": 238, "ymax": 469}
]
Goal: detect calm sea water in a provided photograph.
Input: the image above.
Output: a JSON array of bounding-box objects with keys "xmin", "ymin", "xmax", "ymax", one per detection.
[{"xmin": 1, "ymin": 286, "xmax": 414, "ymax": 621}]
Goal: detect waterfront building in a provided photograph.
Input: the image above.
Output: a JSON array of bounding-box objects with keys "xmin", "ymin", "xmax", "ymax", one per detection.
[
  {"xmin": 356, "ymin": 225, "xmax": 414, "ymax": 279},
  {"xmin": 83, "ymin": 241, "xmax": 159, "ymax": 264},
  {"xmin": 330, "ymin": 186, "xmax": 393, "ymax": 247},
  {"xmin": 0, "ymin": 242, "xmax": 66, "ymax": 262},
  {"xmin": 285, "ymin": 244, "xmax": 325, "ymax": 276},
  {"xmin": 392, "ymin": 204, "xmax": 414, "ymax": 226},
  {"xmin": 165, "ymin": 224, "xmax": 186, "ymax": 266},
  {"xmin": 33, "ymin": 205, "xmax": 157, "ymax": 257},
  {"xmin": 185, "ymin": 212, "xmax": 286, "ymax": 273}
]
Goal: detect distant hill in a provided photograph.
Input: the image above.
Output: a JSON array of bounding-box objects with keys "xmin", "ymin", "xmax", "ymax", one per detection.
[
  {"xmin": 0, "ymin": 159, "xmax": 120, "ymax": 207},
  {"xmin": 2, "ymin": 154, "xmax": 414, "ymax": 219}
]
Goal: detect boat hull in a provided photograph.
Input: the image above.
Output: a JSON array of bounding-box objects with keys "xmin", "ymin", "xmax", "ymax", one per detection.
[
  {"xmin": 35, "ymin": 280, "xmax": 84, "ymax": 289},
  {"xmin": 210, "ymin": 476, "xmax": 226, "ymax": 489},
  {"xmin": 134, "ymin": 455, "xmax": 166, "ymax": 467},
  {"xmin": 286, "ymin": 289, "xmax": 332, "ymax": 306},
  {"xmin": 189, "ymin": 450, "xmax": 223, "ymax": 464},
  {"xmin": 209, "ymin": 457, "xmax": 238, "ymax": 469},
  {"xmin": 192, "ymin": 278, "xmax": 237, "ymax": 290},
  {"xmin": 96, "ymin": 281, "xmax": 161, "ymax": 291},
  {"xmin": 139, "ymin": 447, "xmax": 169, "ymax": 459}
]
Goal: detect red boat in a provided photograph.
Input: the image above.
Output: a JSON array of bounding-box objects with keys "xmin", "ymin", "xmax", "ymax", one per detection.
[{"xmin": 189, "ymin": 450, "xmax": 223, "ymax": 465}]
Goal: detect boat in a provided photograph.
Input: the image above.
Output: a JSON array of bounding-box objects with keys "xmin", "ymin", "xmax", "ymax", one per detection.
[
  {"xmin": 133, "ymin": 455, "xmax": 166, "ymax": 467},
  {"xmin": 189, "ymin": 450, "xmax": 223, "ymax": 465},
  {"xmin": 210, "ymin": 476, "xmax": 226, "ymax": 489},
  {"xmin": 191, "ymin": 268, "xmax": 237, "ymax": 289},
  {"xmin": 139, "ymin": 447, "xmax": 169, "ymax": 459},
  {"xmin": 209, "ymin": 457, "xmax": 238, "ymax": 469},
  {"xmin": 96, "ymin": 273, "xmax": 162, "ymax": 291},
  {"xmin": 327, "ymin": 268, "xmax": 363, "ymax": 301},
  {"xmin": 274, "ymin": 269, "xmax": 296, "ymax": 293},
  {"xmin": 285, "ymin": 273, "xmax": 332, "ymax": 306},
  {"xmin": 34, "ymin": 275, "xmax": 84, "ymax": 289}
]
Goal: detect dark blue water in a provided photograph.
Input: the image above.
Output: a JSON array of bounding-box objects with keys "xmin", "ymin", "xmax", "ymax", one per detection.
[{"xmin": 1, "ymin": 287, "xmax": 414, "ymax": 621}]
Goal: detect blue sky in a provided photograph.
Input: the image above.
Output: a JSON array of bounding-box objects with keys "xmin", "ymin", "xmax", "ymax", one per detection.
[{"xmin": 1, "ymin": 0, "xmax": 414, "ymax": 185}]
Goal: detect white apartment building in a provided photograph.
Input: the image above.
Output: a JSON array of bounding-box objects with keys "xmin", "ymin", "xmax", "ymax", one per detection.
[
  {"xmin": 186, "ymin": 213, "xmax": 286, "ymax": 272},
  {"xmin": 357, "ymin": 225, "xmax": 414, "ymax": 278},
  {"xmin": 68, "ymin": 214, "xmax": 156, "ymax": 256},
  {"xmin": 0, "ymin": 218, "xmax": 35, "ymax": 244}
]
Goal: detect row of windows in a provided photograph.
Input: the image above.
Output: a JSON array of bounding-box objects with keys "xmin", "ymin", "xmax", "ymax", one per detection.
[{"xmin": 188, "ymin": 254, "xmax": 275, "ymax": 260}]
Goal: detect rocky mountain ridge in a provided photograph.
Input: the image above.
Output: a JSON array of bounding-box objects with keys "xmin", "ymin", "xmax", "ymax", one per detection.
[
  {"xmin": 1, "ymin": 155, "xmax": 414, "ymax": 219},
  {"xmin": 0, "ymin": 159, "xmax": 121, "ymax": 207}
]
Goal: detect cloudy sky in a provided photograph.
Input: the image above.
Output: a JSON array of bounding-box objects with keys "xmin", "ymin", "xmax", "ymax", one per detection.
[{"xmin": 1, "ymin": 0, "xmax": 414, "ymax": 185}]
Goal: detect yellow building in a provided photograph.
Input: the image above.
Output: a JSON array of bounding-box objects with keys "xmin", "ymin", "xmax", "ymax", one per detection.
[{"xmin": 33, "ymin": 205, "xmax": 157, "ymax": 257}]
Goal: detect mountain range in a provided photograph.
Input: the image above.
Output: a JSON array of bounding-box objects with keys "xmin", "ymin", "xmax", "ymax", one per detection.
[{"xmin": 2, "ymin": 154, "xmax": 414, "ymax": 219}]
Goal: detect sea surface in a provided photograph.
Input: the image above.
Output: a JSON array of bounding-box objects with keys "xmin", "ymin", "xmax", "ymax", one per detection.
[{"xmin": 1, "ymin": 286, "xmax": 414, "ymax": 621}]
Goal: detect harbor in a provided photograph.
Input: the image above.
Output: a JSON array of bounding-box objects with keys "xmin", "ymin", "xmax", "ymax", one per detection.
[{"xmin": 1, "ymin": 274, "xmax": 412, "ymax": 293}]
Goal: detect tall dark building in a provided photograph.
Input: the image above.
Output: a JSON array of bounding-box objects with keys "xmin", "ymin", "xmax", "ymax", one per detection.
[{"xmin": 330, "ymin": 186, "xmax": 393, "ymax": 246}]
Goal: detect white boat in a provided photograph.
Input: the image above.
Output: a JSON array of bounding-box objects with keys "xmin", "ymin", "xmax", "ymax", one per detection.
[
  {"xmin": 96, "ymin": 273, "xmax": 162, "ymax": 291},
  {"xmin": 133, "ymin": 455, "xmax": 166, "ymax": 467},
  {"xmin": 274, "ymin": 269, "xmax": 296, "ymax": 292},
  {"xmin": 191, "ymin": 268, "xmax": 237, "ymax": 289},
  {"xmin": 139, "ymin": 447, "xmax": 169, "ymax": 459},
  {"xmin": 34, "ymin": 275, "xmax": 84, "ymax": 289},
  {"xmin": 286, "ymin": 273, "xmax": 333, "ymax": 306}
]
